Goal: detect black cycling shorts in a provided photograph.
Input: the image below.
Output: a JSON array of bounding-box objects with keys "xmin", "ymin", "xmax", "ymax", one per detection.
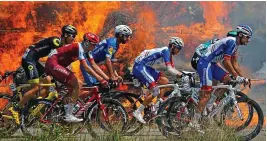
[{"xmin": 21, "ymin": 51, "xmax": 44, "ymax": 83}]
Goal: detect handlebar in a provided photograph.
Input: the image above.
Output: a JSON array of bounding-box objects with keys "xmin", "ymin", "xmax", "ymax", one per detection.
[{"xmin": 228, "ymin": 79, "xmax": 251, "ymax": 91}]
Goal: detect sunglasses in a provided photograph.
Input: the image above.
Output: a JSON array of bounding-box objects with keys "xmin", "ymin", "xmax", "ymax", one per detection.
[
  {"xmin": 174, "ymin": 45, "xmax": 182, "ymax": 50},
  {"xmin": 242, "ymin": 34, "xmax": 251, "ymax": 39},
  {"xmin": 67, "ymin": 34, "xmax": 76, "ymax": 39}
]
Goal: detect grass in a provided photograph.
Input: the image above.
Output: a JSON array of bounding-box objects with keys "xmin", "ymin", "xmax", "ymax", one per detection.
[{"xmin": 0, "ymin": 122, "xmax": 262, "ymax": 141}]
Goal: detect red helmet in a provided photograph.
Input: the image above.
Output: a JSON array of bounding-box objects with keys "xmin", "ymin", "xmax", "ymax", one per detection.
[{"xmin": 83, "ymin": 32, "xmax": 100, "ymax": 45}]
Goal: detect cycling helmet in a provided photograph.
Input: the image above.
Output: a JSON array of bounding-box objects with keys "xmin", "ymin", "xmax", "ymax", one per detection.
[
  {"xmin": 62, "ymin": 24, "xmax": 77, "ymax": 36},
  {"xmin": 169, "ymin": 37, "xmax": 184, "ymax": 50},
  {"xmin": 83, "ymin": 32, "xmax": 100, "ymax": 45},
  {"xmin": 236, "ymin": 25, "xmax": 252, "ymax": 37},
  {"xmin": 114, "ymin": 25, "xmax": 132, "ymax": 36}
]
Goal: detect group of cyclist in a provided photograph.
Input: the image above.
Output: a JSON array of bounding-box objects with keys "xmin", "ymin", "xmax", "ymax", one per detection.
[{"xmin": 5, "ymin": 23, "xmax": 253, "ymax": 132}]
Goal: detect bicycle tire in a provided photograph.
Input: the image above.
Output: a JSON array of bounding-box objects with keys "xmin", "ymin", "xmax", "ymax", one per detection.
[
  {"xmin": 111, "ymin": 91, "xmax": 144, "ymax": 136},
  {"xmin": 85, "ymin": 98, "xmax": 128, "ymax": 139}
]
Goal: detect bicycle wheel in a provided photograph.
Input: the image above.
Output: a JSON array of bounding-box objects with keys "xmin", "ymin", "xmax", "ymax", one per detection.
[
  {"xmin": 85, "ymin": 98, "xmax": 128, "ymax": 139},
  {"xmin": 112, "ymin": 91, "xmax": 144, "ymax": 136},
  {"xmin": 156, "ymin": 96, "xmax": 194, "ymax": 139},
  {"xmin": 0, "ymin": 93, "xmax": 20, "ymax": 136},
  {"xmin": 221, "ymin": 92, "xmax": 264, "ymax": 140},
  {"xmin": 20, "ymin": 99, "xmax": 54, "ymax": 137}
]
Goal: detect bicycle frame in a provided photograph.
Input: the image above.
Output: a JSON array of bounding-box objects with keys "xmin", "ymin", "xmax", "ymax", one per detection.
[
  {"xmin": 38, "ymin": 85, "xmax": 110, "ymax": 124},
  {"xmin": 208, "ymin": 83, "xmax": 244, "ymax": 120}
]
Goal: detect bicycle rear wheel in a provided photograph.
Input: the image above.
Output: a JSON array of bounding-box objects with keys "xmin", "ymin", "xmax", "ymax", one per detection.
[
  {"xmin": 156, "ymin": 96, "xmax": 194, "ymax": 139},
  {"xmin": 0, "ymin": 93, "xmax": 20, "ymax": 136}
]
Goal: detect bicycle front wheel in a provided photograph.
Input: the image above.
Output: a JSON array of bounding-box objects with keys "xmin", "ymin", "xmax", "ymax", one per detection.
[
  {"xmin": 85, "ymin": 98, "xmax": 128, "ymax": 139},
  {"xmin": 222, "ymin": 92, "xmax": 264, "ymax": 140}
]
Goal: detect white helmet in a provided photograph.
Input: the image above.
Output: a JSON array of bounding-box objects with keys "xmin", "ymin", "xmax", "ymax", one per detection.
[
  {"xmin": 236, "ymin": 25, "xmax": 253, "ymax": 37},
  {"xmin": 169, "ymin": 37, "xmax": 184, "ymax": 49},
  {"xmin": 115, "ymin": 25, "xmax": 132, "ymax": 36}
]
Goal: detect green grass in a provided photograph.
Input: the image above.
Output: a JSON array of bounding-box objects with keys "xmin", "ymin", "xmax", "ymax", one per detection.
[{"xmin": 0, "ymin": 122, "xmax": 258, "ymax": 141}]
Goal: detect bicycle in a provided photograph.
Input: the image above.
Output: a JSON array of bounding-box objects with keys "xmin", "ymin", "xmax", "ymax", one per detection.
[
  {"xmin": 156, "ymin": 78, "xmax": 264, "ymax": 141},
  {"xmin": 20, "ymin": 81, "xmax": 128, "ymax": 139},
  {"xmin": 0, "ymin": 68, "xmax": 56, "ymax": 136},
  {"xmin": 105, "ymin": 75, "xmax": 185, "ymax": 136}
]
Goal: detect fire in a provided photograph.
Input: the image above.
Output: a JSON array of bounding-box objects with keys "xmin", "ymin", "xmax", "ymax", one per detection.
[
  {"xmin": 225, "ymin": 102, "xmax": 266, "ymax": 129},
  {"xmin": 0, "ymin": 2, "xmax": 265, "ymax": 127}
]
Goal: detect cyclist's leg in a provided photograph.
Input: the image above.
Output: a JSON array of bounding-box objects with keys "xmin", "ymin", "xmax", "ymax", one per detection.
[
  {"xmin": 132, "ymin": 64, "xmax": 161, "ymax": 123},
  {"xmin": 197, "ymin": 60, "xmax": 213, "ymax": 114},
  {"xmin": 36, "ymin": 62, "xmax": 52, "ymax": 98},
  {"xmin": 9, "ymin": 59, "xmax": 40, "ymax": 124},
  {"xmin": 212, "ymin": 63, "xmax": 231, "ymax": 97},
  {"xmin": 18, "ymin": 60, "xmax": 40, "ymax": 107},
  {"xmin": 134, "ymin": 65, "xmax": 160, "ymax": 106},
  {"xmin": 46, "ymin": 58, "xmax": 82, "ymax": 122},
  {"xmin": 157, "ymin": 76, "xmax": 171, "ymax": 99}
]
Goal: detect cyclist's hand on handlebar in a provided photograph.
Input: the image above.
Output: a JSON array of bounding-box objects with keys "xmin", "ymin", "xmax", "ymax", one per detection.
[
  {"xmin": 236, "ymin": 76, "xmax": 250, "ymax": 85},
  {"xmin": 117, "ymin": 75, "xmax": 123, "ymax": 83},
  {"xmin": 111, "ymin": 76, "xmax": 118, "ymax": 82}
]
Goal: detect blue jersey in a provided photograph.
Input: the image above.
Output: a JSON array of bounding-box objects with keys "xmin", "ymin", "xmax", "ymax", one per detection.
[
  {"xmin": 91, "ymin": 37, "xmax": 119, "ymax": 63},
  {"xmin": 196, "ymin": 37, "xmax": 237, "ymax": 62},
  {"xmin": 134, "ymin": 47, "xmax": 173, "ymax": 67}
]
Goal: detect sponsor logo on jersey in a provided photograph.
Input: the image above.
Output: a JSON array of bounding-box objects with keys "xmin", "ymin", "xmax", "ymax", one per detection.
[{"xmin": 108, "ymin": 47, "xmax": 113, "ymax": 55}]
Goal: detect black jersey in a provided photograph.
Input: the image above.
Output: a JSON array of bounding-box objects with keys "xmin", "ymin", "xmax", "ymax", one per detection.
[{"xmin": 26, "ymin": 36, "xmax": 62, "ymax": 60}]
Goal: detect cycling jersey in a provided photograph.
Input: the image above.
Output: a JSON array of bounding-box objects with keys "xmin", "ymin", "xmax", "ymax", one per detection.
[
  {"xmin": 48, "ymin": 43, "xmax": 86, "ymax": 67},
  {"xmin": 22, "ymin": 36, "xmax": 62, "ymax": 83},
  {"xmin": 195, "ymin": 37, "xmax": 237, "ymax": 62},
  {"xmin": 196, "ymin": 37, "xmax": 237, "ymax": 91},
  {"xmin": 132, "ymin": 47, "xmax": 173, "ymax": 88},
  {"xmin": 81, "ymin": 37, "xmax": 119, "ymax": 86},
  {"xmin": 134, "ymin": 47, "xmax": 174, "ymax": 67},
  {"xmin": 91, "ymin": 37, "xmax": 119, "ymax": 63},
  {"xmin": 23, "ymin": 36, "xmax": 62, "ymax": 60},
  {"xmin": 45, "ymin": 43, "xmax": 86, "ymax": 85}
]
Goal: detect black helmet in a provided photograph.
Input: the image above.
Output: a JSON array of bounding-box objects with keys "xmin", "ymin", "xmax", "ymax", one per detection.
[{"xmin": 61, "ymin": 24, "xmax": 77, "ymax": 36}]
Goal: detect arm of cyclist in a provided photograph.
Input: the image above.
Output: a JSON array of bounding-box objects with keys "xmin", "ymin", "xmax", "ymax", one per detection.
[
  {"xmin": 223, "ymin": 57, "xmax": 239, "ymax": 78},
  {"xmin": 162, "ymin": 48, "xmax": 183, "ymax": 78},
  {"xmin": 80, "ymin": 60, "xmax": 108, "ymax": 86},
  {"xmin": 88, "ymin": 58, "xmax": 109, "ymax": 80},
  {"xmin": 222, "ymin": 39, "xmax": 239, "ymax": 78},
  {"xmin": 114, "ymin": 70, "xmax": 123, "ymax": 82},
  {"xmin": 222, "ymin": 40, "xmax": 248, "ymax": 83},
  {"xmin": 105, "ymin": 57, "xmax": 117, "ymax": 80},
  {"xmin": 231, "ymin": 53, "xmax": 243, "ymax": 76}
]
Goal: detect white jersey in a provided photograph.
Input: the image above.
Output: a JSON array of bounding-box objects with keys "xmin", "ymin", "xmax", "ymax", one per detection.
[{"xmin": 134, "ymin": 47, "xmax": 173, "ymax": 67}]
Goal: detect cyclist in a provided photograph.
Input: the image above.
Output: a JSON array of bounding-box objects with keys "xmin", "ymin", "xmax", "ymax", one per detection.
[
  {"xmin": 45, "ymin": 32, "xmax": 109, "ymax": 122},
  {"xmin": 9, "ymin": 25, "xmax": 77, "ymax": 124},
  {"xmin": 132, "ymin": 37, "xmax": 189, "ymax": 124},
  {"xmin": 81, "ymin": 25, "xmax": 132, "ymax": 86},
  {"xmin": 191, "ymin": 25, "xmax": 252, "ymax": 131}
]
